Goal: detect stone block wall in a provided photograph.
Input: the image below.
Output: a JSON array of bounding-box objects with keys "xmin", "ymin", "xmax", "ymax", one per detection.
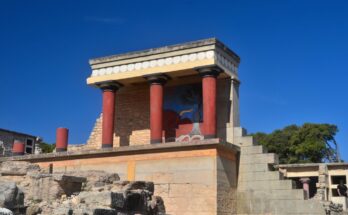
[{"xmin": 22, "ymin": 142, "xmax": 238, "ymax": 215}]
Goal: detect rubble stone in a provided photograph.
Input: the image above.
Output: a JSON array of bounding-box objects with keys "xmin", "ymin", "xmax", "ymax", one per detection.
[
  {"xmin": 0, "ymin": 161, "xmax": 165, "ymax": 215},
  {"xmin": 0, "ymin": 181, "xmax": 24, "ymax": 210},
  {"xmin": 0, "ymin": 208, "xmax": 13, "ymax": 215}
]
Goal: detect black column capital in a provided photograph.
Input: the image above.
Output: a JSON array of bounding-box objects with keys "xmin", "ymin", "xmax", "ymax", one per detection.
[
  {"xmin": 231, "ymin": 77, "xmax": 241, "ymax": 86},
  {"xmin": 96, "ymin": 81, "xmax": 123, "ymax": 91},
  {"xmin": 144, "ymin": 73, "xmax": 170, "ymax": 85},
  {"xmin": 196, "ymin": 66, "xmax": 222, "ymax": 78}
]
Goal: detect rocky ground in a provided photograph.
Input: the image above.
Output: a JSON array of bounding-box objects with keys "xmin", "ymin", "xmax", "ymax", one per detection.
[{"xmin": 0, "ymin": 161, "xmax": 165, "ymax": 215}]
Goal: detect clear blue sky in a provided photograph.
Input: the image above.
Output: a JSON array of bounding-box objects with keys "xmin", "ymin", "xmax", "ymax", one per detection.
[{"xmin": 0, "ymin": 0, "xmax": 347, "ymax": 160}]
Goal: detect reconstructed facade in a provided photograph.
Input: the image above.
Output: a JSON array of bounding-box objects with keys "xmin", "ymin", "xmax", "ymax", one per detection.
[
  {"xmin": 2, "ymin": 38, "xmax": 343, "ymax": 214},
  {"xmin": 84, "ymin": 38, "xmax": 241, "ymax": 149}
]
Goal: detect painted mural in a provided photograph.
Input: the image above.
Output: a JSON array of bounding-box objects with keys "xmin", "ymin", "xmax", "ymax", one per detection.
[{"xmin": 163, "ymin": 83, "xmax": 204, "ymax": 142}]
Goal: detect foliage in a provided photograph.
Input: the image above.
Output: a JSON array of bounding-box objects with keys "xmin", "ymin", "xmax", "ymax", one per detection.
[
  {"xmin": 252, "ymin": 123, "xmax": 340, "ymax": 164},
  {"xmin": 38, "ymin": 142, "xmax": 55, "ymax": 153}
]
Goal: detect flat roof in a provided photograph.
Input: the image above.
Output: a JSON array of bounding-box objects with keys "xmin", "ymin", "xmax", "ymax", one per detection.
[
  {"xmin": 87, "ymin": 38, "xmax": 241, "ymax": 86},
  {"xmin": 276, "ymin": 162, "xmax": 348, "ymax": 168},
  {"xmin": 0, "ymin": 128, "xmax": 37, "ymax": 139},
  {"xmin": 89, "ymin": 38, "xmax": 240, "ymax": 65}
]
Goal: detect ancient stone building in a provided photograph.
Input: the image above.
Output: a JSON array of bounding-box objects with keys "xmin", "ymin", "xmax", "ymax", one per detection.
[
  {"xmin": 0, "ymin": 128, "xmax": 38, "ymax": 157},
  {"xmin": 1, "ymin": 38, "xmax": 346, "ymax": 214}
]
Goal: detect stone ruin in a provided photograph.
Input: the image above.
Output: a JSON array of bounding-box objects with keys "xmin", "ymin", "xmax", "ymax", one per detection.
[{"xmin": 0, "ymin": 161, "xmax": 165, "ymax": 215}]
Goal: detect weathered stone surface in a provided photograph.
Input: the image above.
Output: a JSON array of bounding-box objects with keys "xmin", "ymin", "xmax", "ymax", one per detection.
[
  {"xmin": 0, "ymin": 162, "xmax": 40, "ymax": 176},
  {"xmin": 79, "ymin": 191, "xmax": 116, "ymax": 207},
  {"xmin": 29, "ymin": 173, "xmax": 86, "ymax": 202},
  {"xmin": 63, "ymin": 170, "xmax": 120, "ymax": 190},
  {"xmin": 0, "ymin": 161, "xmax": 165, "ymax": 215},
  {"xmin": 124, "ymin": 181, "xmax": 154, "ymax": 194},
  {"xmin": 25, "ymin": 205, "xmax": 41, "ymax": 215},
  {"xmin": 0, "ymin": 208, "xmax": 13, "ymax": 215},
  {"xmin": 0, "ymin": 181, "xmax": 24, "ymax": 210}
]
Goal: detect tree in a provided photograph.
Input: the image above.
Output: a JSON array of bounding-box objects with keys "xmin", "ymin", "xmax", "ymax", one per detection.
[
  {"xmin": 251, "ymin": 123, "xmax": 340, "ymax": 164},
  {"xmin": 38, "ymin": 142, "xmax": 55, "ymax": 153}
]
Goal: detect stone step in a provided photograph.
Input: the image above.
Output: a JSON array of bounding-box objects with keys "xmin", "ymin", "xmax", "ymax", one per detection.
[
  {"xmin": 238, "ymin": 189, "xmax": 304, "ymax": 201},
  {"xmin": 239, "ymin": 198, "xmax": 325, "ymax": 214},
  {"xmin": 239, "ymin": 136, "xmax": 256, "ymax": 147},
  {"xmin": 239, "ymin": 163, "xmax": 272, "ymax": 173},
  {"xmin": 270, "ymin": 199, "xmax": 326, "ymax": 214},
  {"xmin": 238, "ymin": 179, "xmax": 296, "ymax": 191},
  {"xmin": 240, "ymin": 153, "xmax": 279, "ymax": 165},
  {"xmin": 240, "ymin": 145, "xmax": 267, "ymax": 155},
  {"xmin": 238, "ymin": 171, "xmax": 284, "ymax": 182}
]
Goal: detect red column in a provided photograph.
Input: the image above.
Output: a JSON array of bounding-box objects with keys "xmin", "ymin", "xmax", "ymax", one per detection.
[
  {"xmin": 198, "ymin": 67, "xmax": 221, "ymax": 139},
  {"xmin": 145, "ymin": 75, "xmax": 168, "ymax": 144},
  {"xmin": 12, "ymin": 140, "xmax": 25, "ymax": 156},
  {"xmin": 150, "ymin": 82, "xmax": 164, "ymax": 144},
  {"xmin": 102, "ymin": 87, "xmax": 117, "ymax": 148},
  {"xmin": 300, "ymin": 178, "xmax": 311, "ymax": 199},
  {"xmin": 56, "ymin": 127, "xmax": 68, "ymax": 152}
]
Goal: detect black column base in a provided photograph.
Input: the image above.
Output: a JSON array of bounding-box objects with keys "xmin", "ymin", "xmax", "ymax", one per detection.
[
  {"xmin": 150, "ymin": 139, "xmax": 162, "ymax": 144},
  {"xmin": 12, "ymin": 152, "xmax": 24, "ymax": 156},
  {"xmin": 204, "ymin": 134, "xmax": 217, "ymax": 139},
  {"xmin": 56, "ymin": 148, "xmax": 67, "ymax": 152},
  {"xmin": 102, "ymin": 144, "xmax": 113, "ymax": 148}
]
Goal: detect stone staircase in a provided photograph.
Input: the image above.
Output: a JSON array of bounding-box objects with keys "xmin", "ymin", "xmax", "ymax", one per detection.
[{"xmin": 236, "ymin": 136, "xmax": 326, "ymax": 215}]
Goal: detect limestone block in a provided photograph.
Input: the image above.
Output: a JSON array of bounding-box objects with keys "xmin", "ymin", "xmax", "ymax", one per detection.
[
  {"xmin": 238, "ymin": 179, "xmax": 295, "ymax": 191},
  {"xmin": 240, "ymin": 145, "xmax": 266, "ymax": 155},
  {"xmin": 25, "ymin": 205, "xmax": 42, "ymax": 215},
  {"xmin": 0, "ymin": 161, "xmax": 40, "ymax": 176},
  {"xmin": 240, "ymin": 153, "xmax": 278, "ymax": 165},
  {"xmin": 270, "ymin": 199, "xmax": 325, "ymax": 214},
  {"xmin": 29, "ymin": 173, "xmax": 86, "ymax": 201},
  {"xmin": 62, "ymin": 170, "xmax": 120, "ymax": 190},
  {"xmin": 154, "ymin": 183, "xmax": 169, "ymax": 197},
  {"xmin": 239, "ymin": 163, "xmax": 270, "ymax": 173},
  {"xmin": 79, "ymin": 191, "xmax": 117, "ymax": 208},
  {"xmin": 238, "ymin": 171, "xmax": 283, "ymax": 182},
  {"xmin": 164, "ymin": 196, "xmax": 216, "ymax": 213}
]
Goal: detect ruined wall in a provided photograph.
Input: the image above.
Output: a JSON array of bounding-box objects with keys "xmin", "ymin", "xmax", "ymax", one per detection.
[
  {"xmin": 86, "ymin": 78, "xmax": 232, "ymax": 149},
  {"xmin": 29, "ymin": 146, "xmax": 238, "ymax": 215}
]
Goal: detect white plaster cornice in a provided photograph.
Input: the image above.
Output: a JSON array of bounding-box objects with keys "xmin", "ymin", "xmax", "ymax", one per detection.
[
  {"xmin": 87, "ymin": 38, "xmax": 240, "ymax": 84},
  {"xmin": 90, "ymin": 50, "xmax": 238, "ymax": 78}
]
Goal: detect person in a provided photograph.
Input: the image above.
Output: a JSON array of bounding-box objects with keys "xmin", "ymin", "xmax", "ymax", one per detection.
[{"xmin": 337, "ymin": 180, "xmax": 347, "ymax": 197}]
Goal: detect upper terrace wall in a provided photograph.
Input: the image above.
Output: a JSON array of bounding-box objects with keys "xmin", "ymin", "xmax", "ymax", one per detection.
[{"xmin": 86, "ymin": 77, "xmax": 232, "ymax": 149}]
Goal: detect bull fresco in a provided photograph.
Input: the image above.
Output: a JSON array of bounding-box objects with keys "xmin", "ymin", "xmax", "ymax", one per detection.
[{"xmin": 163, "ymin": 83, "xmax": 204, "ymax": 142}]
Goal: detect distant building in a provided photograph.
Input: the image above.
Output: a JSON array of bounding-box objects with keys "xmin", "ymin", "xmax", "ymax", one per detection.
[
  {"xmin": 0, "ymin": 128, "xmax": 38, "ymax": 156},
  {"xmin": 277, "ymin": 163, "xmax": 348, "ymax": 210}
]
